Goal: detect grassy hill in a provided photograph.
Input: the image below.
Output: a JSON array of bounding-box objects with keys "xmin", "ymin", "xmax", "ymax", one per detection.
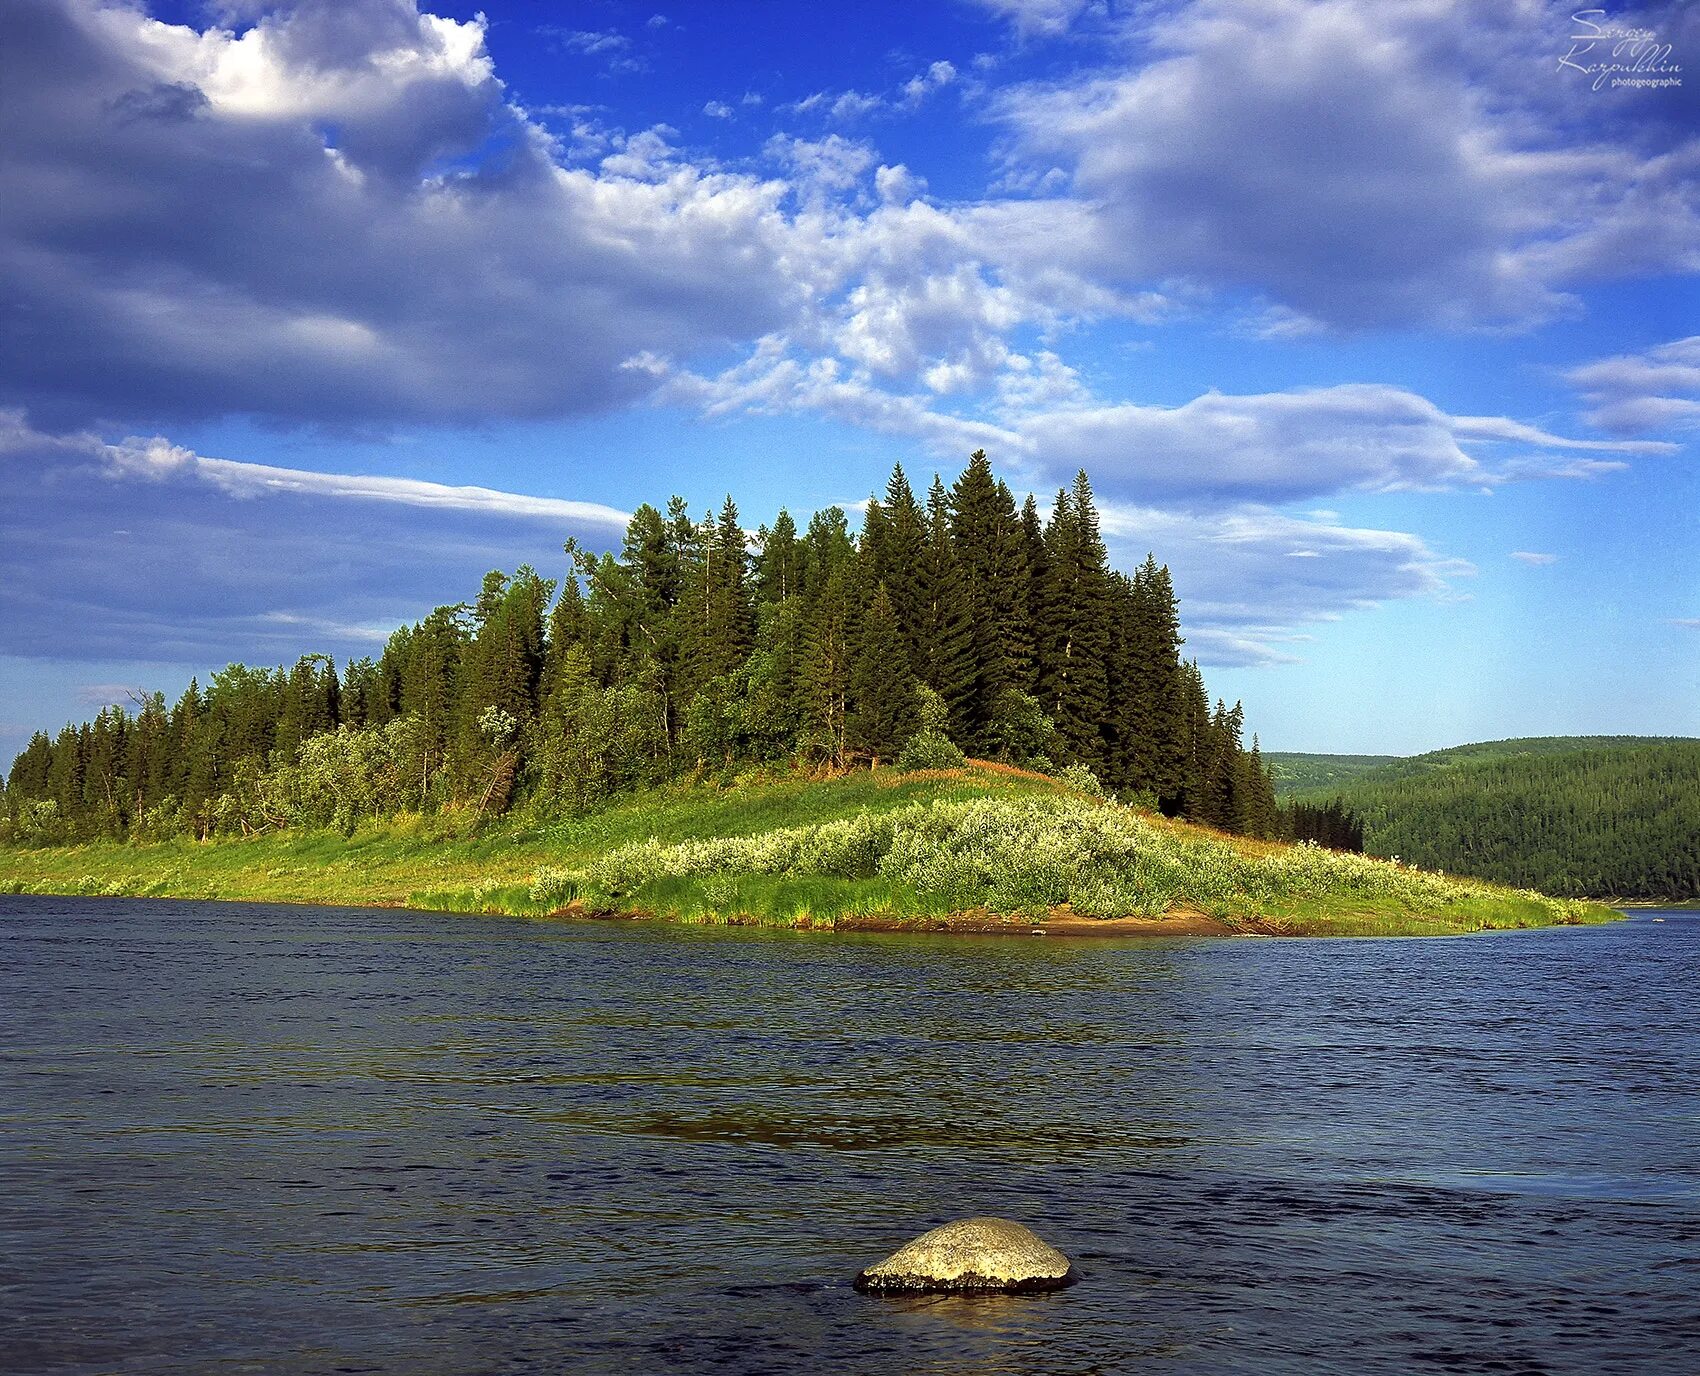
[
  {"xmin": 0, "ymin": 763, "xmax": 1613, "ymax": 938},
  {"xmin": 1288, "ymin": 738, "xmax": 1700, "ymax": 901}
]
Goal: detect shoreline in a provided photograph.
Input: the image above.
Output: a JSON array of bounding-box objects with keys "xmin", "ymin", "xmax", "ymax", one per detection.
[
  {"xmin": 547, "ymin": 901, "xmax": 1242, "ymax": 938},
  {"xmin": 0, "ymin": 881, "xmax": 1624, "ymax": 939}
]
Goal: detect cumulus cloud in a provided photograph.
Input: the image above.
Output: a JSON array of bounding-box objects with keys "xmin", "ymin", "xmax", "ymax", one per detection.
[
  {"xmin": 1567, "ymin": 336, "xmax": 1700, "ymax": 433},
  {"xmin": 789, "ymin": 58, "xmax": 958, "ymax": 123},
  {"xmin": 0, "ymin": 0, "xmax": 811, "ymax": 429},
  {"xmin": 990, "ymin": 0, "xmax": 1700, "ymax": 329}
]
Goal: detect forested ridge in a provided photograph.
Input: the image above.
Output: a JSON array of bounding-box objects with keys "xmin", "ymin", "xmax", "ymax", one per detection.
[
  {"xmin": 1290, "ymin": 739, "xmax": 1700, "ymax": 900},
  {"xmin": 4, "ymin": 452, "xmax": 1294, "ymax": 847}
]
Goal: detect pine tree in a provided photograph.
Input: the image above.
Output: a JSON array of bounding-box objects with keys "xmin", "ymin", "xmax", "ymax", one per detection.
[
  {"xmin": 915, "ymin": 476, "xmax": 974, "ymax": 740},
  {"xmin": 875, "ymin": 464, "xmax": 928, "ymax": 676},
  {"xmin": 1039, "ymin": 473, "xmax": 1112, "ymax": 769},
  {"xmin": 753, "ymin": 509, "xmax": 802, "ymax": 607},
  {"xmin": 848, "ymin": 584, "xmax": 918, "ymax": 762},
  {"xmin": 947, "ymin": 451, "xmax": 1029, "ymax": 749},
  {"xmin": 801, "ymin": 506, "xmax": 855, "ymax": 604},
  {"xmin": 798, "ymin": 563, "xmax": 853, "ymax": 768}
]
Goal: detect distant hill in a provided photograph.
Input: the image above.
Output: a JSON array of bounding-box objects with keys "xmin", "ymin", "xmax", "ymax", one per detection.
[
  {"xmin": 1286, "ymin": 737, "xmax": 1700, "ymax": 901},
  {"xmin": 1266, "ymin": 752, "xmax": 1401, "ymax": 794}
]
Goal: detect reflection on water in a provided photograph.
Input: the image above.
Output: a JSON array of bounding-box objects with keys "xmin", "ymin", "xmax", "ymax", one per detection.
[{"xmin": 1, "ymin": 897, "xmax": 1697, "ymax": 1374}]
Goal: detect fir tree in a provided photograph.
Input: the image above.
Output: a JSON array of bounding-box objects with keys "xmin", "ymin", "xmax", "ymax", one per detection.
[
  {"xmin": 915, "ymin": 476, "xmax": 974, "ymax": 739},
  {"xmin": 798, "ymin": 563, "xmax": 853, "ymax": 768},
  {"xmin": 848, "ymin": 584, "xmax": 918, "ymax": 762},
  {"xmin": 754, "ymin": 509, "xmax": 802, "ymax": 607},
  {"xmin": 1039, "ymin": 473, "xmax": 1112, "ymax": 769}
]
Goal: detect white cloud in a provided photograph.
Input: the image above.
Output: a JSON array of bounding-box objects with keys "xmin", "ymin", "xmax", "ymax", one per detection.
[
  {"xmin": 1, "ymin": 411, "xmax": 631, "ymax": 529},
  {"xmin": 989, "ymin": 0, "xmax": 1700, "ymax": 329},
  {"xmin": 1567, "ymin": 336, "xmax": 1700, "ymax": 433},
  {"xmin": 0, "ymin": 0, "xmax": 817, "ymax": 427},
  {"xmin": 703, "ymin": 99, "xmax": 733, "ymax": 119},
  {"xmin": 966, "ymin": 0, "xmax": 1097, "ymax": 39},
  {"xmin": 788, "ymin": 57, "xmax": 960, "ymax": 123},
  {"xmin": 548, "ymin": 29, "xmax": 629, "ymax": 56},
  {"xmin": 1510, "ymin": 551, "xmax": 1559, "ymax": 565},
  {"xmin": 1097, "ymin": 500, "xmax": 1472, "ymax": 666}
]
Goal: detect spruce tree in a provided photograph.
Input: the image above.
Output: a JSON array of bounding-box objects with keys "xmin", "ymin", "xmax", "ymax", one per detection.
[
  {"xmin": 915, "ymin": 476, "xmax": 974, "ymax": 740},
  {"xmin": 753, "ymin": 509, "xmax": 802, "ymax": 607},
  {"xmin": 876, "ymin": 464, "xmax": 928, "ymax": 675},
  {"xmin": 798, "ymin": 562, "xmax": 853, "ymax": 767},
  {"xmin": 1039, "ymin": 473, "xmax": 1112, "ymax": 769},
  {"xmin": 848, "ymin": 584, "xmax": 918, "ymax": 762},
  {"xmin": 947, "ymin": 451, "xmax": 1029, "ymax": 749}
]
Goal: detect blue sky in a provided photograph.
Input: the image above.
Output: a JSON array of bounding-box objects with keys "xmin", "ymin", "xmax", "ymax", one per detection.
[{"xmin": 1, "ymin": 0, "xmax": 1697, "ymax": 760}]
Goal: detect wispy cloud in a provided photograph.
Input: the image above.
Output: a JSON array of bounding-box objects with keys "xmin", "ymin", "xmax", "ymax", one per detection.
[
  {"xmin": 1567, "ymin": 336, "xmax": 1700, "ymax": 434},
  {"xmin": 106, "ymin": 436, "xmax": 633, "ymax": 529},
  {"xmin": 3, "ymin": 411, "xmax": 631, "ymax": 529},
  {"xmin": 1510, "ymin": 551, "xmax": 1559, "ymax": 565}
]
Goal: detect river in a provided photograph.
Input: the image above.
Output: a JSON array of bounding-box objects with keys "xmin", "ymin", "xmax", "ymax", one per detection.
[{"xmin": 2, "ymin": 897, "xmax": 1696, "ymax": 1374}]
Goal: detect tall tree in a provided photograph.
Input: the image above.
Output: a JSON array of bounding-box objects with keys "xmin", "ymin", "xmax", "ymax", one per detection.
[
  {"xmin": 1039, "ymin": 472, "xmax": 1112, "ymax": 769},
  {"xmin": 915, "ymin": 476, "xmax": 974, "ymax": 740},
  {"xmin": 848, "ymin": 584, "xmax": 918, "ymax": 762},
  {"xmin": 948, "ymin": 450, "xmax": 1029, "ymax": 749}
]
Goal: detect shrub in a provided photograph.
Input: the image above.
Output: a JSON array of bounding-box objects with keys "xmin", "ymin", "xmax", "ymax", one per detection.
[
  {"xmin": 1057, "ymin": 763, "xmax": 1108, "ymax": 798},
  {"xmin": 530, "ymin": 867, "xmax": 580, "ymax": 908},
  {"xmin": 898, "ymin": 731, "xmax": 966, "ymax": 772}
]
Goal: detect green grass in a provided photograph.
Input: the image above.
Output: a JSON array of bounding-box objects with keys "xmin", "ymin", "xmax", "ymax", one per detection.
[{"xmin": 0, "ymin": 763, "xmax": 1621, "ymax": 937}]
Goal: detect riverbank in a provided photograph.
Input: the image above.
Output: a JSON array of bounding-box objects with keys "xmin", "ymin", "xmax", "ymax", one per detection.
[{"xmin": 0, "ymin": 764, "xmax": 1619, "ymax": 938}]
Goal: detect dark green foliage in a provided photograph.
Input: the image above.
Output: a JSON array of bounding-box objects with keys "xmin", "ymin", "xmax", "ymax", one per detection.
[
  {"xmin": 848, "ymin": 585, "xmax": 918, "ymax": 761},
  {"xmin": 1280, "ymin": 797, "xmax": 1366, "ymax": 852},
  {"xmin": 798, "ymin": 563, "xmax": 854, "ymax": 767},
  {"xmin": 1290, "ymin": 739, "xmax": 1700, "ymax": 899},
  {"xmin": 914, "ymin": 476, "xmax": 975, "ymax": 733},
  {"xmin": 1037, "ymin": 473, "xmax": 1111, "ymax": 769},
  {"xmin": 3, "ymin": 451, "xmax": 1277, "ymax": 847},
  {"xmin": 753, "ymin": 508, "xmax": 803, "ymax": 607},
  {"xmin": 948, "ymin": 451, "xmax": 1033, "ymax": 750}
]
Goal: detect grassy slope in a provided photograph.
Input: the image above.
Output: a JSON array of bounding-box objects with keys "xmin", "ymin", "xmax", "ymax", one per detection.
[{"xmin": 0, "ymin": 764, "xmax": 1618, "ymax": 937}]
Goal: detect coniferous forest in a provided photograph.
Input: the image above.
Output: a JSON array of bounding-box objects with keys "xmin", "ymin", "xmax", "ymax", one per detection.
[
  {"xmin": 3, "ymin": 453, "xmax": 1292, "ymax": 846},
  {"xmin": 1287, "ymin": 740, "xmax": 1700, "ymax": 901}
]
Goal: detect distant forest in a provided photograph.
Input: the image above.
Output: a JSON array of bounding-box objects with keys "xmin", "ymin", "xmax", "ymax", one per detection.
[
  {"xmin": 1290, "ymin": 739, "xmax": 1700, "ymax": 901},
  {"xmin": 4, "ymin": 452, "xmax": 1323, "ymax": 848}
]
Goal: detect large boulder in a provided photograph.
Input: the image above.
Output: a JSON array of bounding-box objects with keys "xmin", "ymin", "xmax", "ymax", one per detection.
[{"xmin": 853, "ymin": 1217, "xmax": 1074, "ymax": 1294}]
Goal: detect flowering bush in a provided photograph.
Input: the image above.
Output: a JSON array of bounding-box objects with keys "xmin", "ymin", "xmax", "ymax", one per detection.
[{"xmin": 572, "ymin": 789, "xmax": 1587, "ymax": 923}]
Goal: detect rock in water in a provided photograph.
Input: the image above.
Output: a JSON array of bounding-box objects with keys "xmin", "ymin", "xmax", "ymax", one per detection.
[{"xmin": 853, "ymin": 1217, "xmax": 1074, "ymax": 1294}]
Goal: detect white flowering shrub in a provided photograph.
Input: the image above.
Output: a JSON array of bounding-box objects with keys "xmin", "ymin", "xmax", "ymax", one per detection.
[
  {"xmin": 572, "ymin": 788, "xmax": 1586, "ymax": 922},
  {"xmin": 1056, "ymin": 764, "xmax": 1108, "ymax": 798},
  {"xmin": 530, "ymin": 867, "xmax": 579, "ymax": 907}
]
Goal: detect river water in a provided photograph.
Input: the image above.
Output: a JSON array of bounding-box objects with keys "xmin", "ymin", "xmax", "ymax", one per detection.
[{"xmin": 1, "ymin": 897, "xmax": 1696, "ymax": 1374}]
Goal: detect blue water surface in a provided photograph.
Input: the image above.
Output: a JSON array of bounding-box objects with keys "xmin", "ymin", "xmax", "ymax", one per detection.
[{"xmin": 2, "ymin": 897, "xmax": 1696, "ymax": 1374}]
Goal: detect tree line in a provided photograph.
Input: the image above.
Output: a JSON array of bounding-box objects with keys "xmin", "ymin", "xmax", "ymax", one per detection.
[
  {"xmin": 1293, "ymin": 741, "xmax": 1700, "ymax": 900},
  {"xmin": 4, "ymin": 453, "xmax": 1297, "ymax": 844}
]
